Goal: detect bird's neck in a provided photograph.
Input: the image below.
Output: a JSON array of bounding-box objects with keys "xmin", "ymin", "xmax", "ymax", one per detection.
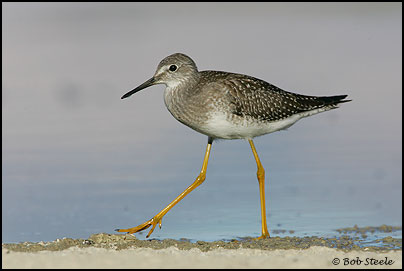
[
  {"xmin": 163, "ymin": 83, "xmax": 188, "ymax": 110},
  {"xmin": 164, "ymin": 72, "xmax": 200, "ymax": 102}
]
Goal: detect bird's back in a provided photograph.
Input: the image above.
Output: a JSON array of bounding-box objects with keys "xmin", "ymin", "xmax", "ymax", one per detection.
[{"xmin": 197, "ymin": 71, "xmax": 349, "ymax": 122}]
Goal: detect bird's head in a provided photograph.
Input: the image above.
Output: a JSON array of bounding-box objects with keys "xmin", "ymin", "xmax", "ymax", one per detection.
[{"xmin": 121, "ymin": 53, "xmax": 199, "ymax": 99}]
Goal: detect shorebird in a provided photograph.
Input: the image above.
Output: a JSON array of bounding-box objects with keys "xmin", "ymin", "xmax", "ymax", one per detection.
[{"xmin": 117, "ymin": 53, "xmax": 350, "ymax": 239}]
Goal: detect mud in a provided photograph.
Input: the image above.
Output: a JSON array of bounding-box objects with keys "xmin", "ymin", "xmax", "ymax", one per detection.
[
  {"xmin": 336, "ymin": 224, "xmax": 401, "ymax": 234},
  {"xmin": 3, "ymin": 225, "xmax": 401, "ymax": 253}
]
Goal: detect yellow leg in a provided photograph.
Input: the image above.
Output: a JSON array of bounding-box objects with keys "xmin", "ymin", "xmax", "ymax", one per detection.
[
  {"xmin": 248, "ymin": 139, "xmax": 270, "ymax": 239},
  {"xmin": 116, "ymin": 139, "xmax": 212, "ymax": 238}
]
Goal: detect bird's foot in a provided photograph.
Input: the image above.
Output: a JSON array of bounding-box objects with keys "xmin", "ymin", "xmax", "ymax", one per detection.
[
  {"xmin": 254, "ymin": 232, "xmax": 270, "ymax": 240},
  {"xmin": 115, "ymin": 215, "xmax": 163, "ymax": 238}
]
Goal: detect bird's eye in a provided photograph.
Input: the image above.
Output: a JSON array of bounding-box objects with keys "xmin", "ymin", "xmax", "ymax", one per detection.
[{"xmin": 169, "ymin": 65, "xmax": 177, "ymax": 72}]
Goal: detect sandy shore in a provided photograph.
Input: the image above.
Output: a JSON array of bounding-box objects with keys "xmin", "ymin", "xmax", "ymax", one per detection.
[
  {"xmin": 2, "ymin": 246, "xmax": 402, "ymax": 269},
  {"xmin": 3, "ymin": 229, "xmax": 401, "ymax": 269}
]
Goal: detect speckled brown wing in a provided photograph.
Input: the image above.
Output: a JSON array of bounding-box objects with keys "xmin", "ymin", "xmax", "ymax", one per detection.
[{"xmin": 202, "ymin": 71, "xmax": 348, "ymax": 122}]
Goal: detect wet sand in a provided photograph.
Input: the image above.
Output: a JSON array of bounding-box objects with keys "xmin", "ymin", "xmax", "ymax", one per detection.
[{"xmin": 2, "ymin": 225, "xmax": 402, "ymax": 269}]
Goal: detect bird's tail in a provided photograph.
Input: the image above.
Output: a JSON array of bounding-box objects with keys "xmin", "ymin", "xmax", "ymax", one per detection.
[{"xmin": 318, "ymin": 95, "xmax": 352, "ymax": 106}]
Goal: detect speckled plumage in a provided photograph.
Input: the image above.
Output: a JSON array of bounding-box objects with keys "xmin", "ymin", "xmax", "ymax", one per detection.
[{"xmin": 123, "ymin": 53, "xmax": 350, "ymax": 140}]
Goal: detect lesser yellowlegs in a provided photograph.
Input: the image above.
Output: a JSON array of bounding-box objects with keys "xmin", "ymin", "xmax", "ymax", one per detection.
[{"xmin": 117, "ymin": 53, "xmax": 351, "ymax": 239}]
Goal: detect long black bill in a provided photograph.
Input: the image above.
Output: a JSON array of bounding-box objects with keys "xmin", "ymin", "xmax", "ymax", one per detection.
[{"xmin": 121, "ymin": 77, "xmax": 155, "ymax": 99}]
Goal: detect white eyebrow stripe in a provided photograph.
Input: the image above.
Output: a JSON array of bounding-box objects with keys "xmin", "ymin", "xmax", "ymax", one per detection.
[
  {"xmin": 154, "ymin": 66, "xmax": 166, "ymax": 77},
  {"xmin": 155, "ymin": 64, "xmax": 174, "ymax": 77}
]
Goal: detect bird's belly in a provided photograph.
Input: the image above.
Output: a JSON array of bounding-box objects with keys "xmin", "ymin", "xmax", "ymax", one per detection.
[{"xmin": 195, "ymin": 112, "xmax": 301, "ymax": 140}]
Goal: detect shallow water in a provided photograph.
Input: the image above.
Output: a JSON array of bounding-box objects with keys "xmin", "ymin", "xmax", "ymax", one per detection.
[{"xmin": 2, "ymin": 166, "xmax": 401, "ymax": 246}]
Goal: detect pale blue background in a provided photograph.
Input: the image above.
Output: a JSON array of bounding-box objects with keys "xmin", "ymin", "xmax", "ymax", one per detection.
[{"xmin": 2, "ymin": 3, "xmax": 402, "ymax": 243}]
